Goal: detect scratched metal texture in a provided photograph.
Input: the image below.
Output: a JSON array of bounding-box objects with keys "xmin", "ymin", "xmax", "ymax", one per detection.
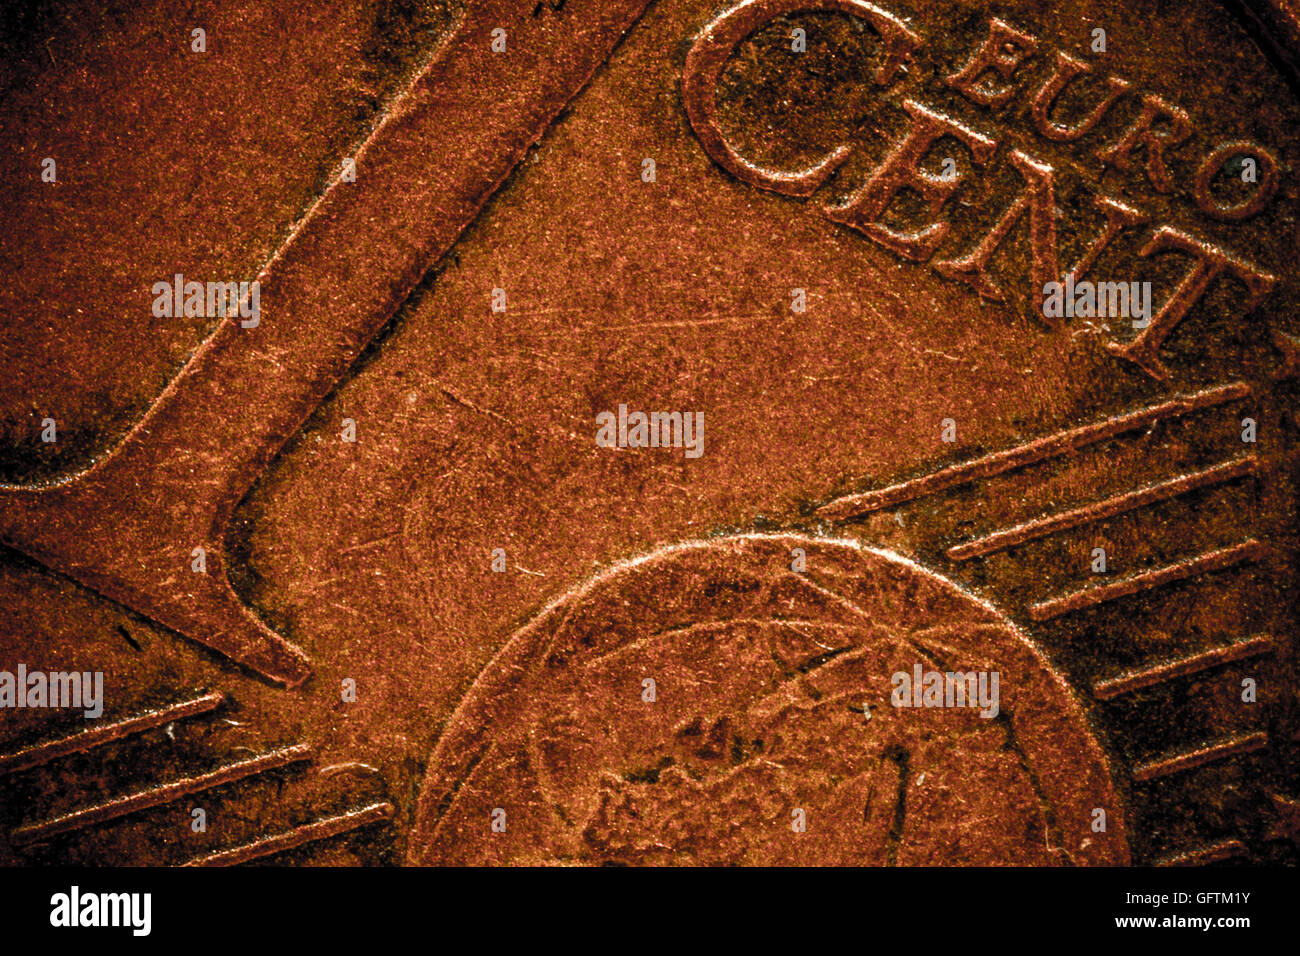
[{"xmin": 0, "ymin": 0, "xmax": 1297, "ymax": 865}]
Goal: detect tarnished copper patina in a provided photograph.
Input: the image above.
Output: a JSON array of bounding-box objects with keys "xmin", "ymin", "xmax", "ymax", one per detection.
[{"xmin": 1, "ymin": 0, "xmax": 1297, "ymax": 866}]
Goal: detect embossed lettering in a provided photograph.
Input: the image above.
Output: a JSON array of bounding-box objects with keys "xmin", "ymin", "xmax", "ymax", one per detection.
[
  {"xmin": 933, "ymin": 151, "xmax": 1145, "ymax": 324},
  {"xmin": 946, "ymin": 18, "xmax": 1038, "ymax": 108},
  {"xmin": 1097, "ymin": 94, "xmax": 1191, "ymax": 194},
  {"xmin": 1193, "ymin": 140, "xmax": 1280, "ymax": 221},
  {"xmin": 823, "ymin": 100, "xmax": 997, "ymax": 260},
  {"xmin": 1107, "ymin": 227, "xmax": 1277, "ymax": 379},
  {"xmin": 1030, "ymin": 50, "xmax": 1129, "ymax": 142},
  {"xmin": 682, "ymin": 0, "xmax": 921, "ymax": 196}
]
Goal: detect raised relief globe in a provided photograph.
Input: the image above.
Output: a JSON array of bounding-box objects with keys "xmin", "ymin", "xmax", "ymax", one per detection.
[{"xmin": 409, "ymin": 535, "xmax": 1128, "ymax": 865}]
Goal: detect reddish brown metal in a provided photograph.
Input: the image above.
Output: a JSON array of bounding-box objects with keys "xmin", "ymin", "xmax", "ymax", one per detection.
[
  {"xmin": 0, "ymin": 0, "xmax": 655, "ymax": 689},
  {"xmin": 0, "ymin": 0, "xmax": 1297, "ymax": 868}
]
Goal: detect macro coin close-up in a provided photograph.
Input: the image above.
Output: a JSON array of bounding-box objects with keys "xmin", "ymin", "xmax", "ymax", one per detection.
[{"xmin": 0, "ymin": 0, "xmax": 1297, "ymax": 885}]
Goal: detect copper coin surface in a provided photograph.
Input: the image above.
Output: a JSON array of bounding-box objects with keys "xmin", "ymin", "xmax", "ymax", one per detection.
[
  {"xmin": 410, "ymin": 534, "xmax": 1129, "ymax": 865},
  {"xmin": 0, "ymin": 0, "xmax": 1298, "ymax": 868}
]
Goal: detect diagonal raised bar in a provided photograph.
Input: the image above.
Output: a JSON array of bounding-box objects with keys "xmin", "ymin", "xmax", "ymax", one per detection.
[{"xmin": 0, "ymin": 0, "xmax": 653, "ymax": 687}]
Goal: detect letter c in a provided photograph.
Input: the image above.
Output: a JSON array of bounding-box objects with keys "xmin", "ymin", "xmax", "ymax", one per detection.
[{"xmin": 682, "ymin": 0, "xmax": 921, "ymax": 196}]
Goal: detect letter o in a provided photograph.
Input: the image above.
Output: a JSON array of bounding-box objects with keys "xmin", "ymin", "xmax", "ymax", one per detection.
[{"xmin": 1192, "ymin": 140, "xmax": 1279, "ymax": 221}]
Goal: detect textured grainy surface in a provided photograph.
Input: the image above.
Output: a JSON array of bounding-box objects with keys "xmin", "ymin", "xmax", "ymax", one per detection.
[
  {"xmin": 410, "ymin": 535, "xmax": 1129, "ymax": 865},
  {"xmin": 0, "ymin": 0, "xmax": 1297, "ymax": 866}
]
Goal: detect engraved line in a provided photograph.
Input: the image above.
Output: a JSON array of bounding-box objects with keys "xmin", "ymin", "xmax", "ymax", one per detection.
[
  {"xmin": 11, "ymin": 744, "xmax": 312, "ymax": 845},
  {"xmin": 0, "ymin": 692, "xmax": 225, "ymax": 777},
  {"xmin": 817, "ymin": 382, "xmax": 1251, "ymax": 521},
  {"xmin": 783, "ymin": 573, "xmax": 877, "ymax": 627},
  {"xmin": 883, "ymin": 747, "xmax": 910, "ymax": 867},
  {"xmin": 587, "ymin": 617, "xmax": 860, "ymax": 667},
  {"xmin": 948, "ymin": 458, "xmax": 1258, "ymax": 561},
  {"xmin": 1154, "ymin": 838, "xmax": 1248, "ymax": 867},
  {"xmin": 1093, "ymin": 635, "xmax": 1275, "ymax": 700},
  {"xmin": 1028, "ymin": 541, "xmax": 1265, "ymax": 622},
  {"xmin": 1132, "ymin": 732, "xmax": 1268, "ymax": 783},
  {"xmin": 0, "ymin": 0, "xmax": 656, "ymax": 689},
  {"xmin": 182, "ymin": 802, "xmax": 394, "ymax": 867}
]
